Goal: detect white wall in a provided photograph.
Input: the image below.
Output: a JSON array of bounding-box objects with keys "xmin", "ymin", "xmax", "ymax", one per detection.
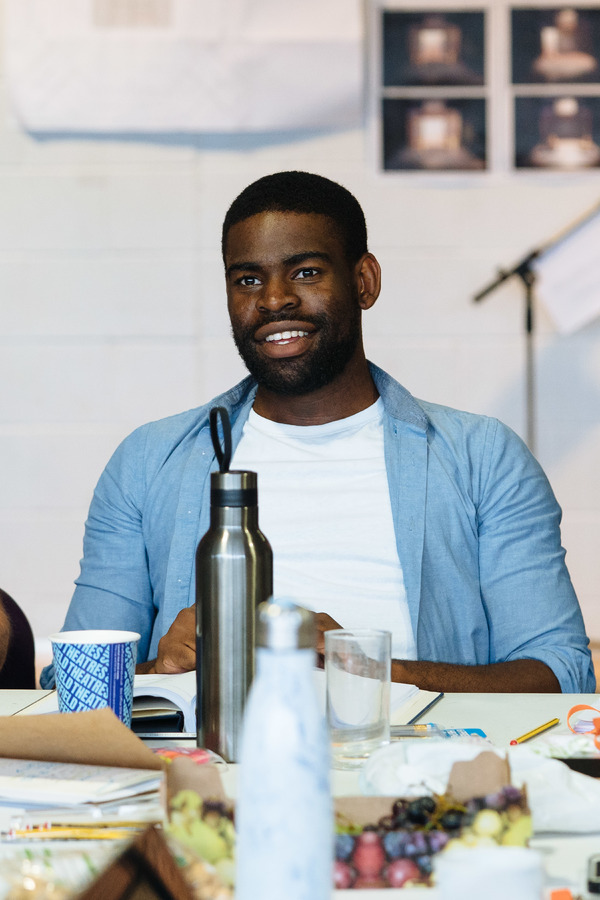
[{"xmin": 0, "ymin": 9, "xmax": 599, "ymax": 676}]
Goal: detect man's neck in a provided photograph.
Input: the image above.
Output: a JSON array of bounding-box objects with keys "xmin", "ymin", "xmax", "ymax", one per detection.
[{"xmin": 252, "ymin": 360, "xmax": 379, "ymax": 426}]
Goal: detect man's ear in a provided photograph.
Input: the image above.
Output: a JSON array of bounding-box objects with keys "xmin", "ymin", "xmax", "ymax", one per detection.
[{"xmin": 355, "ymin": 253, "xmax": 381, "ymax": 310}]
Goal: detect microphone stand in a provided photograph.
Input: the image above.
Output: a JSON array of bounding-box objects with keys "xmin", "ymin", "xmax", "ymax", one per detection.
[
  {"xmin": 474, "ymin": 199, "xmax": 600, "ymax": 456},
  {"xmin": 473, "ymin": 248, "xmax": 541, "ymax": 454}
]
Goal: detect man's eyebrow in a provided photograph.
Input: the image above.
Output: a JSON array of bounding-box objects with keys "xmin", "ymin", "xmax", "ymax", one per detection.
[
  {"xmin": 226, "ymin": 261, "xmax": 262, "ymax": 277},
  {"xmin": 284, "ymin": 251, "xmax": 332, "ymax": 267}
]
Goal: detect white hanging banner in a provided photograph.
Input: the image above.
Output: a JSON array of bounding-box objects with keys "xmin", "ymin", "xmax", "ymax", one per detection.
[
  {"xmin": 533, "ymin": 205, "xmax": 600, "ymax": 334},
  {"xmin": 4, "ymin": 0, "xmax": 363, "ymax": 133}
]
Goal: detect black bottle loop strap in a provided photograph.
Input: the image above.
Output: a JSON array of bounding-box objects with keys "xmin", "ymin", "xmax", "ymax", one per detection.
[{"xmin": 209, "ymin": 406, "xmax": 232, "ymax": 474}]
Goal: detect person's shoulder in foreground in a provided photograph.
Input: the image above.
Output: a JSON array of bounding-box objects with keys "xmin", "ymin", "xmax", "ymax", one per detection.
[{"xmin": 0, "ymin": 589, "xmax": 36, "ymax": 689}]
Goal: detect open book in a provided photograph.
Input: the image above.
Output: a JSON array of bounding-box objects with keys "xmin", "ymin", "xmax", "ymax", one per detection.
[
  {"xmin": 132, "ymin": 671, "xmax": 196, "ymax": 734},
  {"xmin": 390, "ymin": 685, "xmax": 443, "ymax": 727},
  {"xmin": 15, "ymin": 671, "xmax": 198, "ymax": 736},
  {"xmin": 132, "ymin": 670, "xmax": 441, "ymax": 734},
  {"xmin": 18, "ymin": 669, "xmax": 440, "ymax": 737}
]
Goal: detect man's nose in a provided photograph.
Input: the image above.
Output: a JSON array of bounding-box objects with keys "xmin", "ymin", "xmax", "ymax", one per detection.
[{"xmin": 257, "ymin": 276, "xmax": 299, "ymax": 312}]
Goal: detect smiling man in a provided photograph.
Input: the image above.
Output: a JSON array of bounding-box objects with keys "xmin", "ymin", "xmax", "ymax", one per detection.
[{"xmin": 42, "ymin": 171, "xmax": 595, "ymax": 693}]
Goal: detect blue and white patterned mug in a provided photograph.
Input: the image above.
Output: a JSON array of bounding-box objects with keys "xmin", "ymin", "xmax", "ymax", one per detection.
[{"xmin": 49, "ymin": 630, "xmax": 140, "ymax": 728}]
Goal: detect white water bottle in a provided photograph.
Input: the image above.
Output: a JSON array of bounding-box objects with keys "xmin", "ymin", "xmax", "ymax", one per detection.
[{"xmin": 235, "ymin": 599, "xmax": 332, "ymax": 900}]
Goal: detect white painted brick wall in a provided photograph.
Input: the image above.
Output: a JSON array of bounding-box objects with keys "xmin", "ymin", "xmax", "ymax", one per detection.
[{"xmin": 0, "ymin": 4, "xmax": 598, "ymax": 679}]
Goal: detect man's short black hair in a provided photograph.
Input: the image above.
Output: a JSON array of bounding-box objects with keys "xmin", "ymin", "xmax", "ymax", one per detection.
[{"xmin": 221, "ymin": 171, "xmax": 368, "ymax": 265}]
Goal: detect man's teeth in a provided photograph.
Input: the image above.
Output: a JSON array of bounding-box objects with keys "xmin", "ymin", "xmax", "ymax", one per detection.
[{"xmin": 265, "ymin": 330, "xmax": 308, "ymax": 342}]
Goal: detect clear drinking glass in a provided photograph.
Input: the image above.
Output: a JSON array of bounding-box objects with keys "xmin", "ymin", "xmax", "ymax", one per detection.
[{"xmin": 325, "ymin": 628, "xmax": 391, "ymax": 769}]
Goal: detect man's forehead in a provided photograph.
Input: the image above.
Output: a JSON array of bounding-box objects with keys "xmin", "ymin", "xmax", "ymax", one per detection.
[{"xmin": 224, "ymin": 210, "xmax": 344, "ymax": 263}]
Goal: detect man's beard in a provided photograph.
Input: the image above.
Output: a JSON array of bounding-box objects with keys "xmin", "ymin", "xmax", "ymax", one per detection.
[{"xmin": 231, "ymin": 308, "xmax": 362, "ymax": 397}]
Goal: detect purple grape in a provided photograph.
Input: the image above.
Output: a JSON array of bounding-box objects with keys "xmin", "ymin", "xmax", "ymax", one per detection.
[
  {"xmin": 383, "ymin": 831, "xmax": 409, "ymax": 860},
  {"xmin": 407, "ymin": 797, "xmax": 435, "ymax": 825},
  {"xmin": 335, "ymin": 833, "xmax": 356, "ymax": 861},
  {"xmin": 502, "ymin": 785, "xmax": 523, "ymax": 804},
  {"xmin": 485, "ymin": 790, "xmax": 507, "ymax": 810},
  {"xmin": 404, "ymin": 832, "xmax": 429, "ymax": 857},
  {"xmin": 403, "ymin": 839, "xmax": 418, "ymax": 857},
  {"xmin": 416, "ymin": 854, "xmax": 433, "ymax": 876},
  {"xmin": 427, "ymin": 830, "xmax": 450, "ymax": 853},
  {"xmin": 465, "ymin": 797, "xmax": 485, "ymax": 815},
  {"xmin": 411, "ymin": 832, "xmax": 429, "ymax": 854},
  {"xmin": 439, "ymin": 809, "xmax": 464, "ymax": 831}
]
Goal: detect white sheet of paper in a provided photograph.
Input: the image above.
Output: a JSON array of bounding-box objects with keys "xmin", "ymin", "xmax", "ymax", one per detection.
[
  {"xmin": 533, "ymin": 208, "xmax": 600, "ymax": 334},
  {"xmin": 313, "ymin": 668, "xmax": 418, "ymax": 721},
  {"xmin": 0, "ymin": 758, "xmax": 161, "ymax": 806},
  {"xmin": 5, "ymin": 0, "xmax": 363, "ymax": 132}
]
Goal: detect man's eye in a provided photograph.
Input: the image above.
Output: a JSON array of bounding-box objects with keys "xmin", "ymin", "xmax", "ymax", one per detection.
[
  {"xmin": 237, "ymin": 275, "xmax": 261, "ymax": 286},
  {"xmin": 295, "ymin": 268, "xmax": 318, "ymax": 279}
]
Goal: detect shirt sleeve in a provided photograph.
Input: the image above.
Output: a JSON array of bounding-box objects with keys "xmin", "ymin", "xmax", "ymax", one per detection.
[
  {"xmin": 476, "ymin": 418, "xmax": 595, "ymax": 692},
  {"xmin": 56, "ymin": 425, "xmax": 156, "ymax": 664}
]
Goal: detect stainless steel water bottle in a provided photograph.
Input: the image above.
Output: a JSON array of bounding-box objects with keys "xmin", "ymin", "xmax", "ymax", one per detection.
[{"xmin": 195, "ymin": 406, "xmax": 273, "ymax": 762}]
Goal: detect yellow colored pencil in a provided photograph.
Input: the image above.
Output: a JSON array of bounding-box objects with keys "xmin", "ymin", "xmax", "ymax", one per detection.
[
  {"xmin": 510, "ymin": 717, "xmax": 559, "ymax": 745},
  {"xmin": 11, "ymin": 826, "xmax": 135, "ymax": 840}
]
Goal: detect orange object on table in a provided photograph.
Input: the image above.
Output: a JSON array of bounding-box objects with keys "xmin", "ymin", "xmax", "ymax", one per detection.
[{"xmin": 567, "ymin": 703, "xmax": 600, "ymax": 750}]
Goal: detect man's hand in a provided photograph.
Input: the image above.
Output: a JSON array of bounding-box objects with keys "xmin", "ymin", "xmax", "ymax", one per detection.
[
  {"xmin": 136, "ymin": 606, "xmax": 196, "ymax": 675},
  {"xmin": 315, "ymin": 612, "xmax": 343, "ymax": 668}
]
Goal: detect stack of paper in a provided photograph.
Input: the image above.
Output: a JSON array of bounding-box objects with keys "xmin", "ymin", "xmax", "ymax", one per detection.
[{"xmin": 0, "ymin": 758, "xmax": 161, "ymax": 808}]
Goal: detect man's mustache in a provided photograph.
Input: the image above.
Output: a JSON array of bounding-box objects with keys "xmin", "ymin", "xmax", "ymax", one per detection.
[{"xmin": 251, "ymin": 312, "xmax": 328, "ymax": 328}]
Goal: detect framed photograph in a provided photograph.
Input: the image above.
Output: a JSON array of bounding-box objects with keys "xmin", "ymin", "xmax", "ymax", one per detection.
[
  {"xmin": 382, "ymin": 10, "xmax": 486, "ymax": 86},
  {"xmin": 369, "ymin": 1, "xmax": 600, "ymax": 174},
  {"xmin": 515, "ymin": 94, "xmax": 600, "ymax": 167},
  {"xmin": 512, "ymin": 7, "xmax": 600, "ymax": 85},
  {"xmin": 371, "ymin": 2, "xmax": 488, "ymax": 173},
  {"xmin": 382, "ymin": 97, "xmax": 486, "ymax": 170}
]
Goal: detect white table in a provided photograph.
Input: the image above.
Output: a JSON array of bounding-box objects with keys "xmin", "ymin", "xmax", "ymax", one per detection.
[
  {"xmin": 1, "ymin": 690, "xmax": 599, "ymax": 898},
  {"xmin": 0, "ymin": 690, "xmax": 50, "ymax": 716},
  {"xmin": 413, "ymin": 691, "xmax": 599, "ymax": 747},
  {"xmin": 3, "ymin": 689, "xmax": 596, "ymax": 746}
]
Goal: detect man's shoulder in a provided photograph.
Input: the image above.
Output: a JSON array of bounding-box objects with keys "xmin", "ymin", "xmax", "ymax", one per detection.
[
  {"xmin": 372, "ymin": 363, "xmax": 497, "ymax": 431},
  {"xmin": 416, "ymin": 396, "xmax": 497, "ymax": 431},
  {"xmin": 115, "ymin": 376, "xmax": 257, "ymax": 461},
  {"xmin": 416, "ymin": 396, "xmax": 530, "ymax": 464},
  {"xmin": 372, "ymin": 363, "xmax": 526, "ymax": 457}
]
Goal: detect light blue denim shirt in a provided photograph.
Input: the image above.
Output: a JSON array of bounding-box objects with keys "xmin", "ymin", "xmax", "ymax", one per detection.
[{"xmin": 41, "ymin": 363, "xmax": 595, "ymax": 692}]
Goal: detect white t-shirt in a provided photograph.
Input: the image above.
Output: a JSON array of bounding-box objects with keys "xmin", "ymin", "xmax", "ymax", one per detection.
[{"xmin": 231, "ymin": 399, "xmax": 416, "ymax": 661}]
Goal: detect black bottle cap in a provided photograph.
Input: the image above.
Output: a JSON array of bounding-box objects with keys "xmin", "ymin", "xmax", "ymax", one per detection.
[{"xmin": 210, "ymin": 470, "xmax": 258, "ymax": 507}]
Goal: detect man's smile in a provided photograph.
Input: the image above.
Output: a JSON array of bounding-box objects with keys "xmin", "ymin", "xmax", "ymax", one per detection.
[
  {"xmin": 252, "ymin": 321, "xmax": 317, "ymax": 358},
  {"xmin": 265, "ymin": 330, "xmax": 309, "ymax": 344}
]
